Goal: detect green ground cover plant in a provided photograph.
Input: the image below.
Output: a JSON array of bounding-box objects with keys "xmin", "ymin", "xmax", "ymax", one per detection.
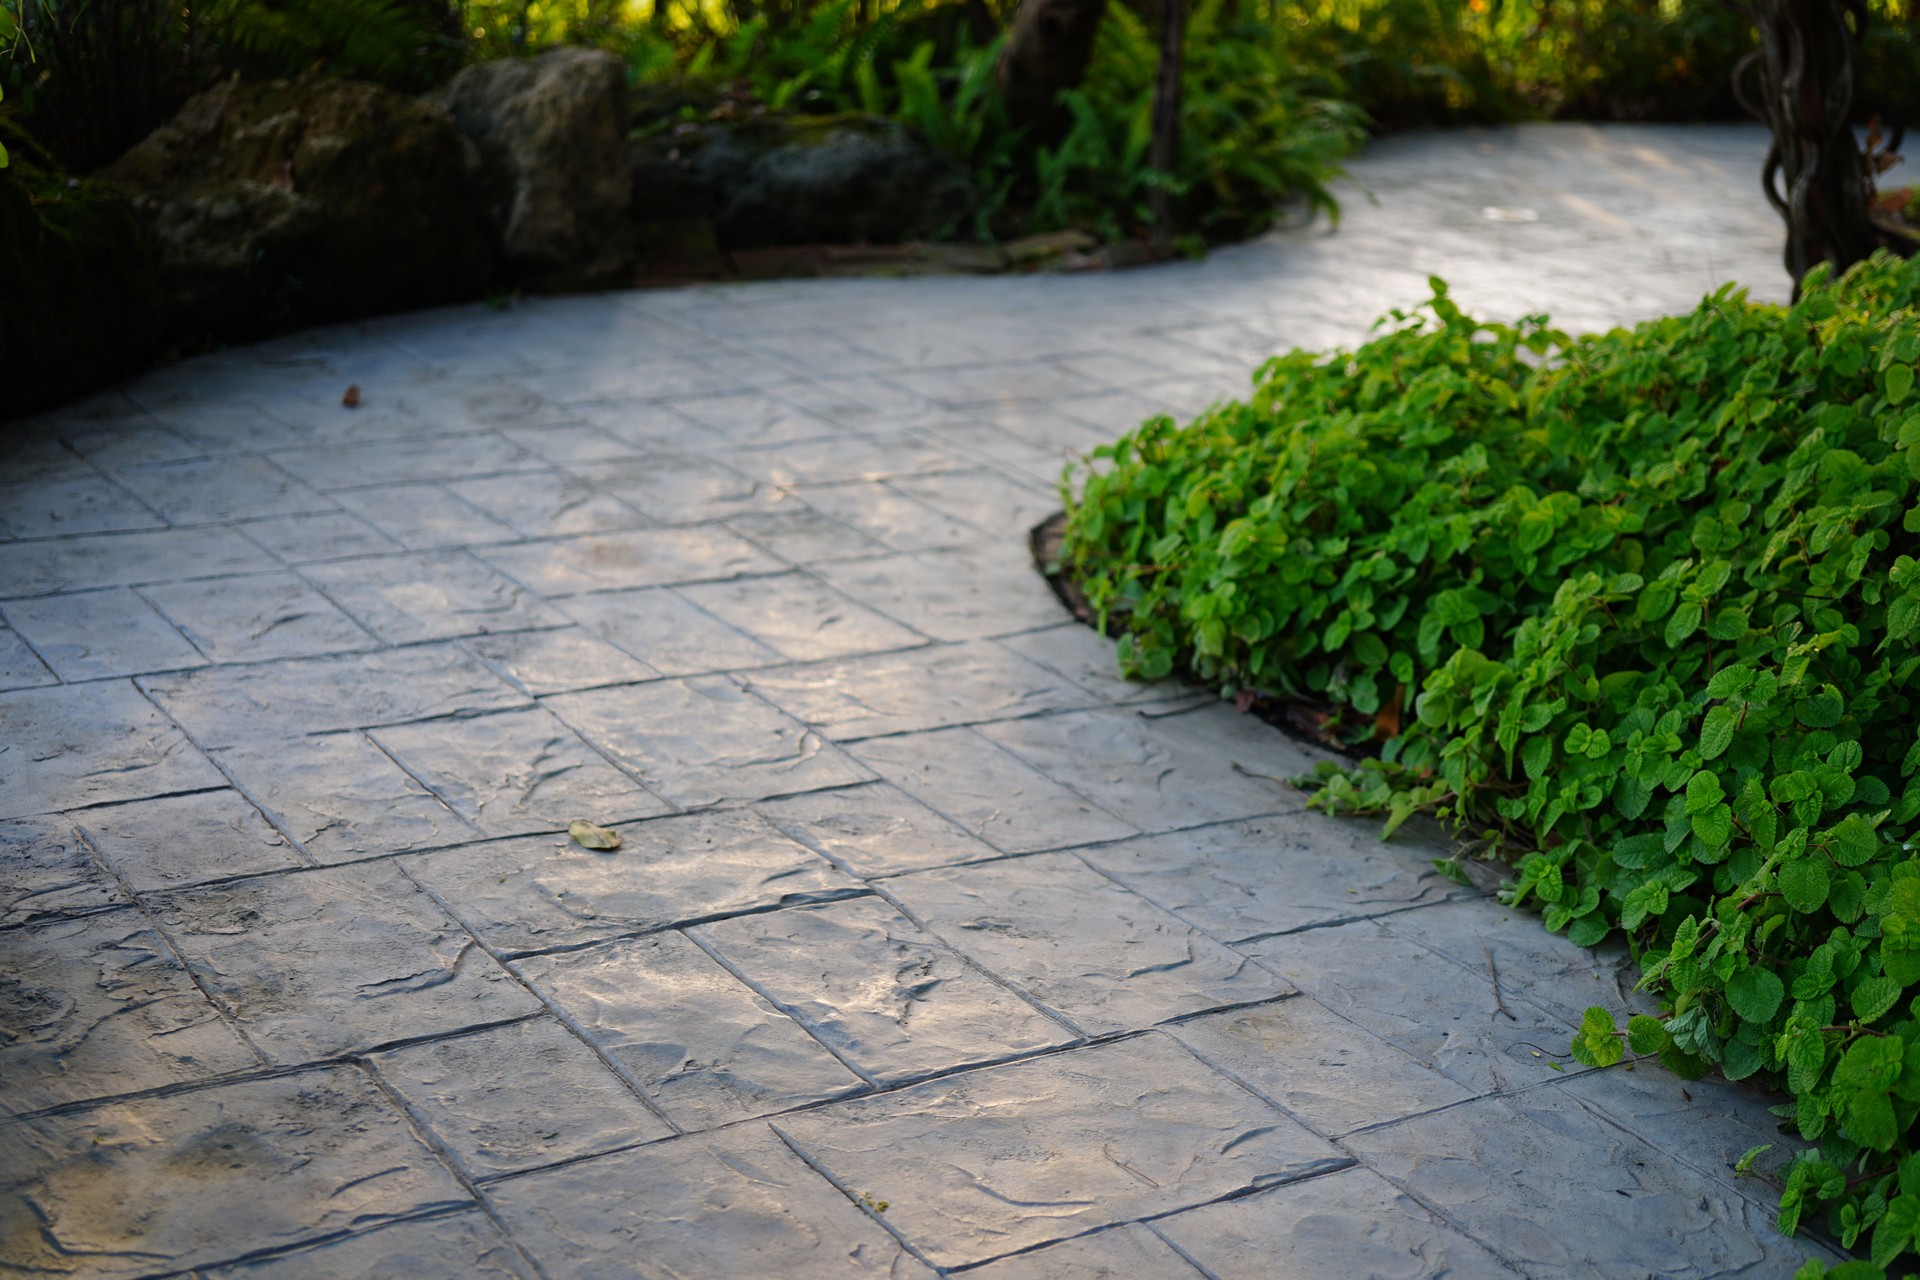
[{"xmin": 1060, "ymin": 252, "xmax": 1920, "ymax": 1273}]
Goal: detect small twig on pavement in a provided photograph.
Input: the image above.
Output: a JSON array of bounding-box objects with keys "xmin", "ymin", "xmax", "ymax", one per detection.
[{"xmin": 1486, "ymin": 945, "xmax": 1517, "ymax": 1021}]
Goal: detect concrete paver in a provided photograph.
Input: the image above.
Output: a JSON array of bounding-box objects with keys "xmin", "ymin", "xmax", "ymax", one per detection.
[{"xmin": 0, "ymin": 125, "xmax": 1835, "ymax": 1276}]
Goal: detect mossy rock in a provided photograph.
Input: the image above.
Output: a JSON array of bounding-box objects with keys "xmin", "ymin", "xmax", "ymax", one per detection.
[
  {"xmin": 630, "ymin": 112, "xmax": 978, "ymax": 248},
  {"xmin": 101, "ymin": 75, "xmax": 495, "ymax": 343},
  {"xmin": 0, "ymin": 123, "xmax": 164, "ymax": 421}
]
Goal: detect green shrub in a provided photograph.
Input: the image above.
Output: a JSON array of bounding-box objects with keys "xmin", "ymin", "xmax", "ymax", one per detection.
[{"xmin": 1061, "ymin": 253, "xmax": 1920, "ymax": 1272}]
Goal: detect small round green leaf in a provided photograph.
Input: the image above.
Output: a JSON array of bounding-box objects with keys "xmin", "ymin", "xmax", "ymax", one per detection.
[{"xmin": 1726, "ymin": 966, "xmax": 1785, "ymax": 1023}]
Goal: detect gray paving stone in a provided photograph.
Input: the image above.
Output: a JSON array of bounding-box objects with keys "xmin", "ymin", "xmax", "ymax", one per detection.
[
  {"xmin": 390, "ymin": 378, "xmax": 575, "ymax": 431},
  {"xmin": 546, "ymin": 678, "xmax": 872, "ymax": 807},
  {"xmin": 1238, "ymin": 917, "xmax": 1580, "ymax": 1094},
  {"xmin": 236, "ymin": 510, "xmax": 400, "ymax": 563},
  {"xmin": 681, "ymin": 573, "xmax": 926, "ymax": 662},
  {"xmin": 897, "ymin": 362, "xmax": 1106, "ymax": 409},
  {"xmin": 574, "ymin": 398, "xmax": 732, "ymax": 451},
  {"xmin": 697, "ymin": 897, "xmax": 1075, "ymax": 1083},
  {"xmin": 449, "ymin": 470, "xmax": 646, "ymax": 537},
  {"xmin": 777, "ymin": 1033, "xmax": 1344, "ymax": 1269},
  {"xmin": 153, "ymin": 861, "xmax": 539, "ymax": 1061},
  {"xmin": 333, "ymin": 482, "xmax": 524, "ymax": 550},
  {"xmin": 65, "ymin": 423, "xmax": 204, "ymax": 470},
  {"xmin": 270, "ymin": 432, "xmax": 542, "ymax": 490},
  {"xmin": 0, "ymin": 1067, "xmax": 469, "ymax": 1279},
  {"xmin": 672, "ymin": 393, "xmax": 839, "ymax": 445},
  {"xmin": 927, "ymin": 420, "xmax": 1081, "ymax": 487},
  {"xmin": 195, "ymin": 1211, "xmax": 536, "ymax": 1279},
  {"xmin": 1079, "ymin": 813, "xmax": 1462, "ymax": 944},
  {"xmin": 0, "ymin": 475, "xmax": 163, "ymax": 539},
  {"xmin": 888, "ymin": 853, "xmax": 1289, "ymax": 1035},
  {"xmin": 964, "ymin": 1223, "xmax": 1202, "ymax": 1280},
  {"xmin": 0, "ymin": 682, "xmax": 223, "ymax": 819},
  {"xmin": 817, "ymin": 542, "xmax": 1070, "ymax": 641},
  {"xmin": 559, "ymin": 586, "xmax": 782, "ymax": 675},
  {"xmin": 4, "ymin": 586, "xmax": 206, "ymax": 680},
  {"xmin": 742, "ymin": 639, "xmax": 1089, "ymax": 741},
  {"xmin": 1377, "ymin": 893, "xmax": 1657, "ymax": 1026},
  {"xmin": 726, "ymin": 505, "xmax": 888, "ymax": 565},
  {"xmin": 490, "ymin": 1122, "xmax": 933, "ymax": 1279},
  {"xmin": 517, "ymin": 931, "xmax": 866, "ymax": 1128},
  {"xmin": 464, "ymin": 625, "xmax": 660, "ymax": 694},
  {"xmin": 405, "ymin": 809, "xmax": 860, "ymax": 954},
  {"xmin": 995, "ymin": 623, "xmax": 1186, "ymax": 706},
  {"xmin": 724, "ymin": 435, "xmax": 966, "ymax": 487},
  {"xmin": 73, "ymin": 789, "xmax": 304, "ymax": 891},
  {"xmin": 143, "ymin": 572, "xmax": 376, "ymax": 662},
  {"xmin": 371, "ymin": 1016, "xmax": 673, "ymax": 1178},
  {"xmin": 214, "ymin": 732, "xmax": 477, "ymax": 862},
  {"xmin": 0, "ymin": 527, "xmax": 279, "ymax": 596},
  {"xmin": 0, "ymin": 815, "xmax": 129, "ymax": 926},
  {"xmin": 1558, "ymin": 1065, "xmax": 1807, "ymax": 1198},
  {"xmin": 978, "ymin": 708, "xmax": 1303, "ymax": 835},
  {"xmin": 850, "ymin": 727, "xmax": 1135, "ymax": 854},
  {"xmin": 1343, "ymin": 1088, "xmax": 1824, "ymax": 1279},
  {"xmin": 480, "ymin": 526, "xmax": 781, "ymax": 596},
  {"xmin": 0, "ymin": 909, "xmax": 258, "ymax": 1115},
  {"xmin": 591, "ymin": 454, "xmax": 786, "ymax": 524},
  {"xmin": 1152, "ymin": 1167, "xmax": 1518, "ymax": 1279},
  {"xmin": 0, "ymin": 626, "xmax": 56, "ymax": 690},
  {"xmin": 114, "ymin": 455, "xmax": 335, "ymax": 524},
  {"xmin": 143, "ymin": 643, "xmax": 530, "ymax": 747},
  {"xmin": 1165, "ymin": 998, "xmax": 1474, "ymax": 1138},
  {"xmin": 303, "ymin": 551, "xmax": 565, "ymax": 644},
  {"xmin": 372, "ymin": 708, "xmax": 672, "ymax": 837},
  {"xmin": 798, "ymin": 481, "xmax": 985, "ymax": 552},
  {"xmin": 499, "ymin": 422, "xmax": 643, "ymax": 466},
  {"xmin": 754, "ymin": 784, "xmax": 1001, "ymax": 877},
  {"xmin": 891, "ymin": 467, "xmax": 1059, "ymax": 538}
]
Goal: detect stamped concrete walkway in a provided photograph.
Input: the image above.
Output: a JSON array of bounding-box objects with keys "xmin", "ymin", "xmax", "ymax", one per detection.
[{"xmin": 0, "ymin": 125, "xmax": 1844, "ymax": 1278}]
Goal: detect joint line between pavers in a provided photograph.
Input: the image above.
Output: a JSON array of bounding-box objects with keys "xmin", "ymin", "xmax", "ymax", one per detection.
[
  {"xmin": 937, "ymin": 1153, "xmax": 1363, "ymax": 1276},
  {"xmin": 389, "ymin": 859, "xmax": 688, "ymax": 1139},
  {"xmin": 765, "ymin": 1120, "xmax": 948, "ymax": 1275},
  {"xmin": 61, "ymin": 760, "xmax": 280, "ymax": 1070},
  {"xmin": 362, "ymin": 1060, "xmax": 560, "ymax": 1280},
  {"xmin": 491, "ymin": 887, "xmax": 878, "ymax": 964},
  {"xmin": 859, "ymin": 876, "xmax": 1092, "ymax": 1042},
  {"xmin": 680, "ymin": 926, "xmax": 883, "ymax": 1089}
]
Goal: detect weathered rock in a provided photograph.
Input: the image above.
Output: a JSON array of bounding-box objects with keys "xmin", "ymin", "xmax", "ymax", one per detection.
[
  {"xmin": 102, "ymin": 76, "xmax": 493, "ymax": 342},
  {"xmin": 630, "ymin": 114, "xmax": 978, "ymax": 248},
  {"xmin": 430, "ymin": 48, "xmax": 634, "ymax": 286}
]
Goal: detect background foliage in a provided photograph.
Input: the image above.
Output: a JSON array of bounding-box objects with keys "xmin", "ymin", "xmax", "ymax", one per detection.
[
  {"xmin": 4, "ymin": 0, "xmax": 1920, "ymax": 245},
  {"xmin": 1060, "ymin": 252, "xmax": 1920, "ymax": 1272}
]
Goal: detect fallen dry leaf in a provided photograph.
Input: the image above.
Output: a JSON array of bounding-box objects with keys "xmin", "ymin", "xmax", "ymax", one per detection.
[
  {"xmin": 342, "ymin": 384, "xmax": 361, "ymax": 408},
  {"xmin": 568, "ymin": 819, "xmax": 620, "ymax": 851}
]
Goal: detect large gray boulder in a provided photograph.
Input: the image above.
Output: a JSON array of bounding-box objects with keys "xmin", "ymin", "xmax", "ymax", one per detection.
[
  {"xmin": 430, "ymin": 48, "xmax": 634, "ymax": 288},
  {"xmin": 101, "ymin": 76, "xmax": 494, "ymax": 343},
  {"xmin": 630, "ymin": 114, "xmax": 978, "ymax": 248}
]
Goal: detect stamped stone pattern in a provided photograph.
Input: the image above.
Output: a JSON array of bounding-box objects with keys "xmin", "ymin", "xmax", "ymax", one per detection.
[
  {"xmin": 0, "ymin": 1067, "xmax": 469, "ymax": 1279},
  {"xmin": 0, "ymin": 127, "xmax": 1834, "ymax": 1276},
  {"xmin": 490, "ymin": 1123, "xmax": 936, "ymax": 1279},
  {"xmin": 775, "ymin": 1034, "xmax": 1349, "ymax": 1269},
  {"xmin": 0, "ymin": 910, "xmax": 259, "ymax": 1115}
]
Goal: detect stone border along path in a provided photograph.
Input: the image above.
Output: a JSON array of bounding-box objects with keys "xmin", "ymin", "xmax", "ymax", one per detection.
[{"xmin": 0, "ymin": 123, "xmax": 1842, "ymax": 1278}]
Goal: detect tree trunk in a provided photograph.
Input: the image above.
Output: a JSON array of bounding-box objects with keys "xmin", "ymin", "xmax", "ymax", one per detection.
[
  {"xmin": 997, "ymin": 0, "xmax": 1109, "ymax": 142},
  {"xmin": 1147, "ymin": 0, "xmax": 1184, "ymax": 248},
  {"xmin": 1737, "ymin": 0, "xmax": 1907, "ymax": 290}
]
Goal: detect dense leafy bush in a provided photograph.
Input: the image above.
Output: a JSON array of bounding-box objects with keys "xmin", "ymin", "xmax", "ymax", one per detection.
[
  {"xmin": 645, "ymin": 0, "xmax": 1362, "ymax": 242},
  {"xmin": 1061, "ymin": 254, "xmax": 1920, "ymax": 1271},
  {"xmin": 1289, "ymin": 0, "xmax": 1920, "ymax": 128}
]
